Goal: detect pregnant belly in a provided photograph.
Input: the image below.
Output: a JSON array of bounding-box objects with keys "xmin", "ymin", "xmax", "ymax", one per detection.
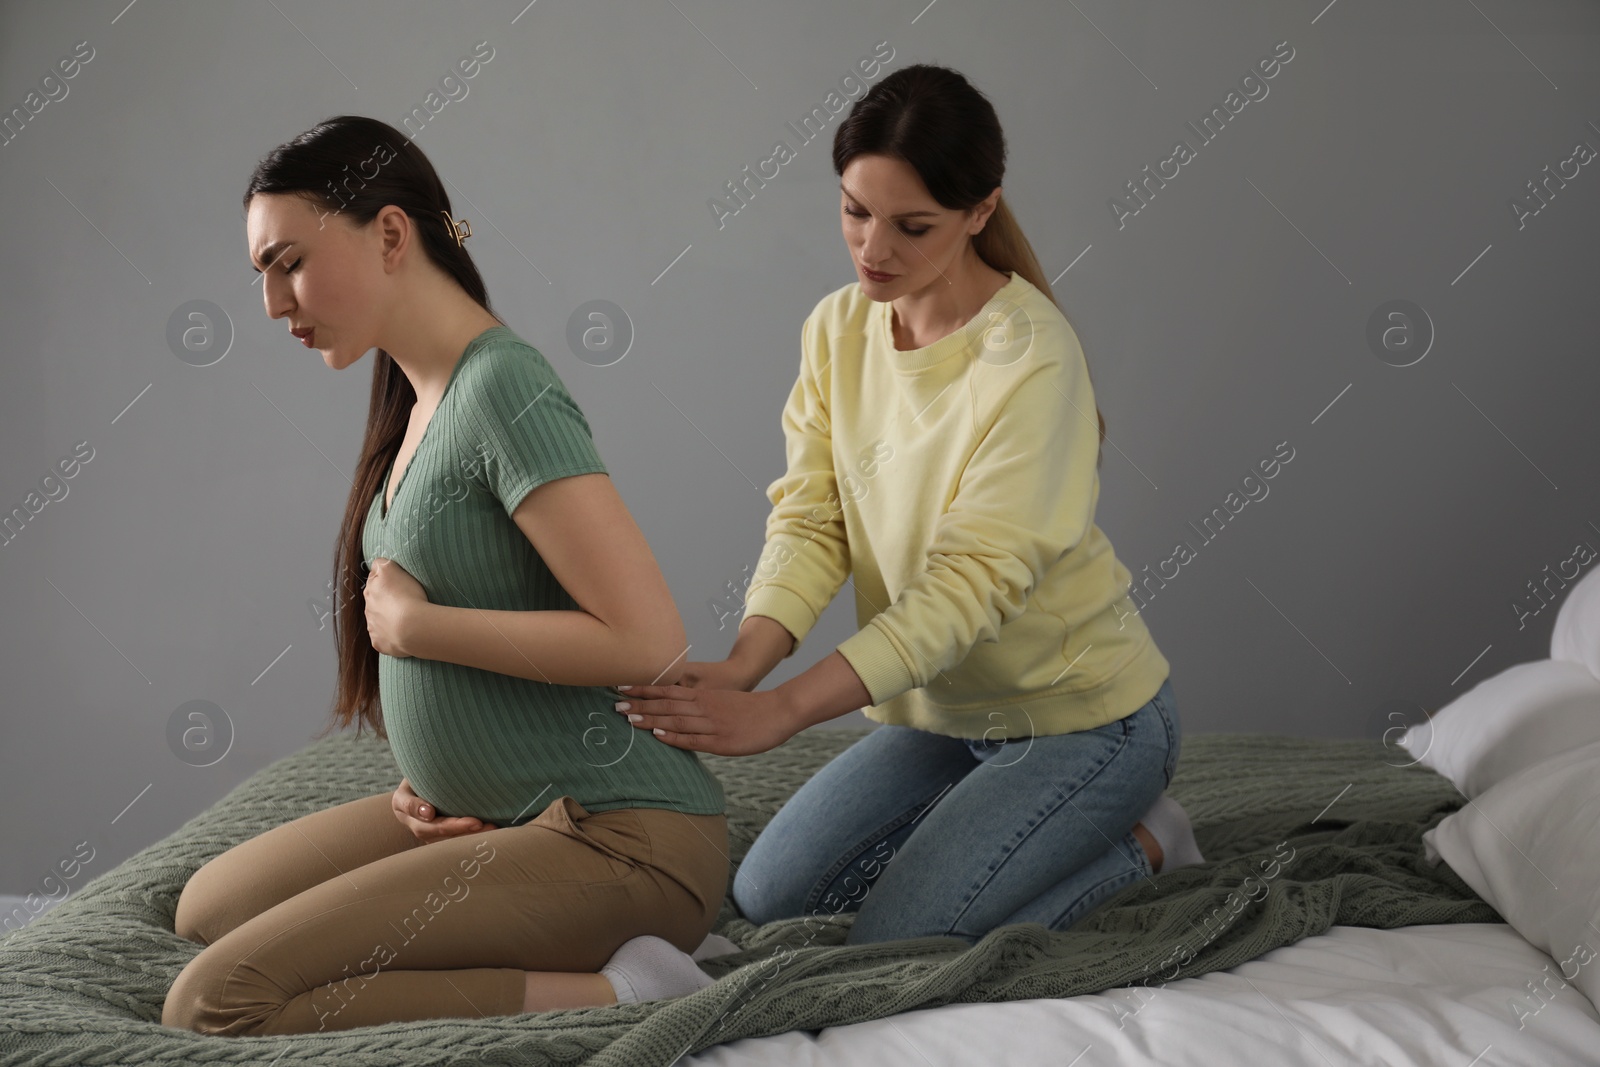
[
  {"xmin": 376, "ymin": 655, "xmax": 620, "ymax": 824},
  {"xmin": 378, "ymin": 658, "xmax": 491, "ymax": 820}
]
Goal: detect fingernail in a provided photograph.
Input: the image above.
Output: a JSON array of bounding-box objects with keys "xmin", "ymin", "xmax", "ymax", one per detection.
[
  {"xmin": 628, "ymin": 713, "xmax": 642, "ymax": 723},
  {"xmin": 616, "ymin": 685, "xmax": 632, "ymax": 690},
  {"xmin": 614, "ymin": 701, "xmax": 631, "ymax": 711},
  {"xmin": 653, "ymin": 728, "xmax": 665, "ymax": 736}
]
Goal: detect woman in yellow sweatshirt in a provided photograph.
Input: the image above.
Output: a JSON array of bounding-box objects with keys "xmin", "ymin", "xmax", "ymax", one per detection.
[{"xmin": 613, "ymin": 63, "xmax": 1203, "ymax": 947}]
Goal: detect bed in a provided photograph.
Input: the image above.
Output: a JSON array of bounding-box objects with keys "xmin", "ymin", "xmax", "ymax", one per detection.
[
  {"xmin": 4, "ymin": 714, "xmax": 1595, "ymax": 1067},
  {"xmin": 687, "ymin": 922, "xmax": 1600, "ymax": 1065}
]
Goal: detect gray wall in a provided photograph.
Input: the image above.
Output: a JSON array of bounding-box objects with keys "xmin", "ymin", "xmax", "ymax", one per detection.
[{"xmin": 2, "ymin": 0, "xmax": 1597, "ymax": 903}]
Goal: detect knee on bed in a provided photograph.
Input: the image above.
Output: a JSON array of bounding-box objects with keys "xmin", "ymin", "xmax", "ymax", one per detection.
[
  {"xmin": 730, "ymin": 862, "xmax": 800, "ymax": 927},
  {"xmin": 172, "ymin": 870, "xmax": 218, "ymax": 944},
  {"xmin": 161, "ymin": 947, "xmax": 284, "ymax": 1036},
  {"xmin": 172, "ymin": 858, "xmax": 244, "ymax": 945},
  {"xmin": 161, "ymin": 955, "xmax": 214, "ymax": 1032}
]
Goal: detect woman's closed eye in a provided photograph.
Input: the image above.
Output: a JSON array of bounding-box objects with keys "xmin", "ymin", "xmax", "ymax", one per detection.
[{"xmin": 842, "ymin": 205, "xmax": 929, "ymax": 237}]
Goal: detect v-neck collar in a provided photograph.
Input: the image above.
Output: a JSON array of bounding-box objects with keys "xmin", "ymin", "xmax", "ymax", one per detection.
[{"xmin": 379, "ymin": 324, "xmax": 511, "ymax": 522}]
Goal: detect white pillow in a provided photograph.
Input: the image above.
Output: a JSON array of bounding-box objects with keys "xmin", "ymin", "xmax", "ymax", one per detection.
[
  {"xmin": 1400, "ymin": 658, "xmax": 1600, "ymax": 798},
  {"xmin": 1551, "ymin": 564, "xmax": 1600, "ymax": 680},
  {"xmin": 1423, "ymin": 737, "xmax": 1600, "ymax": 1015}
]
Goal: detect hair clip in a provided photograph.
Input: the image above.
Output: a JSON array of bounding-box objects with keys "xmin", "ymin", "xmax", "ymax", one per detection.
[{"xmin": 439, "ymin": 209, "xmax": 472, "ymax": 247}]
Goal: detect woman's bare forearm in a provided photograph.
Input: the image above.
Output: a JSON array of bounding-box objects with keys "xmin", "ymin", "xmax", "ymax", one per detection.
[
  {"xmin": 400, "ymin": 601, "xmax": 687, "ymax": 687},
  {"xmin": 727, "ymin": 614, "xmax": 796, "ymax": 685},
  {"xmin": 774, "ymin": 651, "xmax": 873, "ymax": 730},
  {"xmin": 730, "ymin": 615, "xmax": 873, "ymax": 729}
]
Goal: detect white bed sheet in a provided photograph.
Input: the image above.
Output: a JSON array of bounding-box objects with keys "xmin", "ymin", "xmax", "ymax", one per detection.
[{"xmin": 683, "ymin": 923, "xmax": 1600, "ymax": 1066}]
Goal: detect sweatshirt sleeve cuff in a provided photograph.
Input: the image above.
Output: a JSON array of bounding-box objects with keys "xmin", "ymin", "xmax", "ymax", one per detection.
[
  {"xmin": 741, "ymin": 585, "xmax": 818, "ymax": 657},
  {"xmin": 835, "ymin": 621, "xmax": 918, "ymax": 707}
]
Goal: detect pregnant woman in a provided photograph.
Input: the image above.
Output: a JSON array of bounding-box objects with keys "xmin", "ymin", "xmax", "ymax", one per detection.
[
  {"xmin": 163, "ymin": 116, "xmax": 734, "ymax": 1035},
  {"xmin": 611, "ymin": 64, "xmax": 1205, "ymax": 945}
]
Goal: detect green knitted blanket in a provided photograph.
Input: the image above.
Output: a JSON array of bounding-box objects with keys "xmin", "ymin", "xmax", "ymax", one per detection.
[{"xmin": 0, "ymin": 729, "xmax": 1497, "ymax": 1066}]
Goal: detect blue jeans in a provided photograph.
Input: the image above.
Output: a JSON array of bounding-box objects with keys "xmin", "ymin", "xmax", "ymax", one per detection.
[{"xmin": 733, "ymin": 677, "xmax": 1181, "ymax": 945}]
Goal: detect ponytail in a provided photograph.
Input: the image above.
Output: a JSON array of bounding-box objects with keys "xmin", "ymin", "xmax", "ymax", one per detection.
[{"xmin": 972, "ymin": 196, "xmax": 1108, "ymax": 464}]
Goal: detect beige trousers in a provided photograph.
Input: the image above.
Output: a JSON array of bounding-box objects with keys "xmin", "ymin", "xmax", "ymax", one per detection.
[{"xmin": 162, "ymin": 792, "xmax": 728, "ymax": 1035}]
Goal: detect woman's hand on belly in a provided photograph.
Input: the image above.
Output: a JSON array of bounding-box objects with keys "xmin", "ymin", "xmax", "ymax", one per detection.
[
  {"xmin": 365, "ymin": 557, "xmax": 429, "ymax": 657},
  {"xmin": 391, "ymin": 777, "xmax": 498, "ymax": 844}
]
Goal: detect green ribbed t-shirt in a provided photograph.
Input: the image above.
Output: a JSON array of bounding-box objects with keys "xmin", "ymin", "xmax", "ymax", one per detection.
[{"xmin": 360, "ymin": 325, "xmax": 725, "ymax": 824}]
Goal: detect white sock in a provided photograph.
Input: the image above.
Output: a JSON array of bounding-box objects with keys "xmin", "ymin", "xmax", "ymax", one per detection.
[
  {"xmin": 690, "ymin": 932, "xmax": 742, "ymax": 961},
  {"xmin": 600, "ymin": 935, "xmax": 715, "ymax": 1004},
  {"xmin": 1138, "ymin": 793, "xmax": 1204, "ymax": 873}
]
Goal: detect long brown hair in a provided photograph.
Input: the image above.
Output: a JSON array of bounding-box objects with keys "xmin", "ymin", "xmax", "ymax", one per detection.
[
  {"xmin": 832, "ymin": 64, "xmax": 1107, "ymax": 466},
  {"xmin": 242, "ymin": 116, "xmax": 501, "ymax": 739}
]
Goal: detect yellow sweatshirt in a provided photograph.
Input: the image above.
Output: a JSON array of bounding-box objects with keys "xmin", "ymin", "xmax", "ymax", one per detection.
[{"xmin": 742, "ymin": 271, "xmax": 1171, "ymax": 739}]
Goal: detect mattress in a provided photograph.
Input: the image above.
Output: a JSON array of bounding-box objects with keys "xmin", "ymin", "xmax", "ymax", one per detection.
[{"xmin": 684, "ymin": 922, "xmax": 1600, "ymax": 1065}]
